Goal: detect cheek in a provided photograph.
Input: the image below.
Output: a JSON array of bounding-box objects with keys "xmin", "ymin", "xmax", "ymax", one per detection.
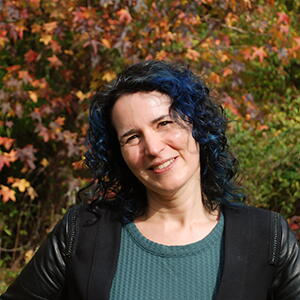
[
  {"xmin": 121, "ymin": 148, "xmax": 143, "ymax": 171},
  {"xmin": 168, "ymin": 128, "xmax": 198, "ymax": 152}
]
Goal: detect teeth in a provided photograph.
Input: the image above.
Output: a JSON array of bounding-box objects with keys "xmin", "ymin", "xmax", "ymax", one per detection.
[{"xmin": 153, "ymin": 158, "xmax": 174, "ymax": 170}]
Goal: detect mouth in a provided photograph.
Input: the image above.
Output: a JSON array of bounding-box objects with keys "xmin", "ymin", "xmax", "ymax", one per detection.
[{"xmin": 149, "ymin": 157, "xmax": 177, "ymax": 173}]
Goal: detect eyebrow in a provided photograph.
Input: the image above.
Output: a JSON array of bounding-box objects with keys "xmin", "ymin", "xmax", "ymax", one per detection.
[{"xmin": 119, "ymin": 114, "xmax": 170, "ymax": 140}]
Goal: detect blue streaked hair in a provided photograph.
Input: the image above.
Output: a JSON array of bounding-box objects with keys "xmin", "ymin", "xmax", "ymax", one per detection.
[{"xmin": 84, "ymin": 60, "xmax": 243, "ymax": 221}]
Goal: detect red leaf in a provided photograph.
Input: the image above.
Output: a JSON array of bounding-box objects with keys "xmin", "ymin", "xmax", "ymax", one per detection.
[
  {"xmin": 25, "ymin": 49, "xmax": 39, "ymax": 63},
  {"xmin": 35, "ymin": 123, "xmax": 51, "ymax": 142},
  {"xmin": 17, "ymin": 145, "xmax": 37, "ymax": 169},
  {"xmin": 117, "ymin": 9, "xmax": 132, "ymax": 24},
  {"xmin": 277, "ymin": 12, "xmax": 290, "ymax": 24}
]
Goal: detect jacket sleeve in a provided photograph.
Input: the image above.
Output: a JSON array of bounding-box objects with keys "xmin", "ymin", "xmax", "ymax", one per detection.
[
  {"xmin": 271, "ymin": 215, "xmax": 300, "ymax": 300},
  {"xmin": 0, "ymin": 206, "xmax": 78, "ymax": 300}
]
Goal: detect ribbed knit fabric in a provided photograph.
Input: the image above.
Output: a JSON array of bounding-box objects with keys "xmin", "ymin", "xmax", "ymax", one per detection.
[{"xmin": 109, "ymin": 214, "xmax": 224, "ymax": 300}]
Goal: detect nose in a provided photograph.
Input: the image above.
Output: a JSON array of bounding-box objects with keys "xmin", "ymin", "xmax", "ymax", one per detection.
[{"xmin": 143, "ymin": 132, "xmax": 164, "ymax": 157}]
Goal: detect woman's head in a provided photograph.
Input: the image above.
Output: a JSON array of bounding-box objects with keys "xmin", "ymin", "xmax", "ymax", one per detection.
[
  {"xmin": 85, "ymin": 60, "xmax": 242, "ymax": 221},
  {"xmin": 111, "ymin": 91, "xmax": 201, "ymax": 199}
]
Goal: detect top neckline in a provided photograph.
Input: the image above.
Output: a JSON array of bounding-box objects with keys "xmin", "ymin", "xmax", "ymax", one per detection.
[{"xmin": 124, "ymin": 213, "xmax": 224, "ymax": 257}]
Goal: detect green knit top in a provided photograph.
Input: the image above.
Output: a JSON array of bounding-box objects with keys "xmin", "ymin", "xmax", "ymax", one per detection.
[{"xmin": 110, "ymin": 214, "xmax": 224, "ymax": 300}]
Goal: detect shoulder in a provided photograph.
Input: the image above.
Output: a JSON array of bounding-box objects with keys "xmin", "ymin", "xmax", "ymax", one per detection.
[
  {"xmin": 222, "ymin": 203, "xmax": 276, "ymax": 224},
  {"xmin": 52, "ymin": 203, "xmax": 119, "ymax": 256},
  {"xmin": 223, "ymin": 203, "xmax": 299, "ymax": 263}
]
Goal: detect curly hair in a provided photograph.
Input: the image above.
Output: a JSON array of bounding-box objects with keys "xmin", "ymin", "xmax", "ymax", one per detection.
[{"xmin": 84, "ymin": 60, "xmax": 243, "ymax": 222}]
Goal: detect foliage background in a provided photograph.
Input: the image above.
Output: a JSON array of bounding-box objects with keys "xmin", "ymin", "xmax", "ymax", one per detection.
[{"xmin": 0, "ymin": 0, "xmax": 299, "ymax": 287}]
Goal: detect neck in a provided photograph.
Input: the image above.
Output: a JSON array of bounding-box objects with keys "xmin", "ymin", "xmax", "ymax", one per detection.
[
  {"xmin": 135, "ymin": 183, "xmax": 219, "ymax": 245},
  {"xmin": 143, "ymin": 182, "xmax": 216, "ymax": 226}
]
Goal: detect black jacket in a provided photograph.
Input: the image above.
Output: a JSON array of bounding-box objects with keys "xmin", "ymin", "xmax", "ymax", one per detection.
[{"xmin": 1, "ymin": 204, "xmax": 300, "ymax": 300}]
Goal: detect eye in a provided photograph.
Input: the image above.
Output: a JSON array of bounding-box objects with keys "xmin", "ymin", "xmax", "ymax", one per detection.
[
  {"xmin": 158, "ymin": 120, "xmax": 173, "ymax": 127},
  {"xmin": 125, "ymin": 134, "xmax": 139, "ymax": 145}
]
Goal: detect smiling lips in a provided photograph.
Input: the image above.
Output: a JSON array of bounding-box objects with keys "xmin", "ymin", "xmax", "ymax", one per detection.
[{"xmin": 149, "ymin": 157, "xmax": 177, "ymax": 173}]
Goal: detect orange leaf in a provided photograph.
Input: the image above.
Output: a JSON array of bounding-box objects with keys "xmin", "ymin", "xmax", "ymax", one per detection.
[
  {"xmin": 6, "ymin": 65, "xmax": 21, "ymax": 72},
  {"xmin": 55, "ymin": 116, "xmax": 65, "ymax": 126},
  {"xmin": 223, "ymin": 68, "xmax": 233, "ymax": 77},
  {"xmin": 50, "ymin": 40, "xmax": 62, "ymax": 53},
  {"xmin": 116, "ymin": 9, "xmax": 132, "ymax": 24},
  {"xmin": 251, "ymin": 47, "xmax": 267, "ymax": 63},
  {"xmin": 241, "ymin": 48, "xmax": 252, "ymax": 60},
  {"xmin": 0, "ymin": 185, "xmax": 16, "ymax": 202},
  {"xmin": 48, "ymin": 55, "xmax": 63, "ymax": 68},
  {"xmin": 0, "ymin": 137, "xmax": 15, "ymax": 150},
  {"xmin": 257, "ymin": 124, "xmax": 269, "ymax": 131},
  {"xmin": 29, "ymin": 0, "xmax": 40, "ymax": 8},
  {"xmin": 43, "ymin": 22, "xmax": 57, "ymax": 33},
  {"xmin": 209, "ymin": 72, "xmax": 221, "ymax": 84},
  {"xmin": 0, "ymin": 150, "xmax": 18, "ymax": 171},
  {"xmin": 18, "ymin": 70, "xmax": 33, "ymax": 83},
  {"xmin": 31, "ymin": 24, "xmax": 42, "ymax": 33},
  {"xmin": 185, "ymin": 49, "xmax": 200, "ymax": 61},
  {"xmin": 155, "ymin": 50, "xmax": 168, "ymax": 60}
]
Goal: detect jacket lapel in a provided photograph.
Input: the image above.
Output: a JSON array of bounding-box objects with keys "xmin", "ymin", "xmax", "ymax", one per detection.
[
  {"xmin": 88, "ymin": 209, "xmax": 122, "ymax": 300},
  {"xmin": 216, "ymin": 205, "xmax": 275, "ymax": 300},
  {"xmin": 215, "ymin": 205, "xmax": 253, "ymax": 300}
]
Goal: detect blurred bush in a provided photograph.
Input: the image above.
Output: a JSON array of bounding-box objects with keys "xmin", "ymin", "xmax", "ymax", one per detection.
[{"xmin": 228, "ymin": 95, "xmax": 300, "ymax": 216}]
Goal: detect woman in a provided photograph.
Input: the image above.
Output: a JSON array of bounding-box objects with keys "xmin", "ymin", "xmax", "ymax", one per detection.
[{"xmin": 1, "ymin": 60, "xmax": 300, "ymax": 300}]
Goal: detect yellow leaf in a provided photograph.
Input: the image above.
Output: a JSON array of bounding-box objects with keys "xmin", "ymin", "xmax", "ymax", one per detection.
[
  {"xmin": 12, "ymin": 179, "xmax": 30, "ymax": 193},
  {"xmin": 24, "ymin": 249, "xmax": 34, "ymax": 263},
  {"xmin": 64, "ymin": 50, "xmax": 74, "ymax": 55},
  {"xmin": 27, "ymin": 186, "xmax": 37, "ymax": 200},
  {"xmin": 102, "ymin": 71, "xmax": 116, "ymax": 82},
  {"xmin": 225, "ymin": 12, "xmax": 239, "ymax": 27},
  {"xmin": 28, "ymin": 91, "xmax": 38, "ymax": 103},
  {"xmin": 101, "ymin": 38, "xmax": 111, "ymax": 48},
  {"xmin": 0, "ymin": 37, "xmax": 8, "ymax": 48},
  {"xmin": 40, "ymin": 158, "xmax": 49, "ymax": 167},
  {"xmin": 40, "ymin": 34, "xmax": 52, "ymax": 45},
  {"xmin": 76, "ymin": 91, "xmax": 91, "ymax": 101}
]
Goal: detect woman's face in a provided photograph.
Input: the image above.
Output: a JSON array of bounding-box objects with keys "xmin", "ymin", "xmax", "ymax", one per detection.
[{"xmin": 111, "ymin": 91, "xmax": 200, "ymax": 196}]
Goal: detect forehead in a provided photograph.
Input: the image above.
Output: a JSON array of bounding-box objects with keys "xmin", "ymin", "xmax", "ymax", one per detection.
[
  {"xmin": 111, "ymin": 91, "xmax": 172, "ymax": 130},
  {"xmin": 115, "ymin": 91, "xmax": 171, "ymax": 109}
]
